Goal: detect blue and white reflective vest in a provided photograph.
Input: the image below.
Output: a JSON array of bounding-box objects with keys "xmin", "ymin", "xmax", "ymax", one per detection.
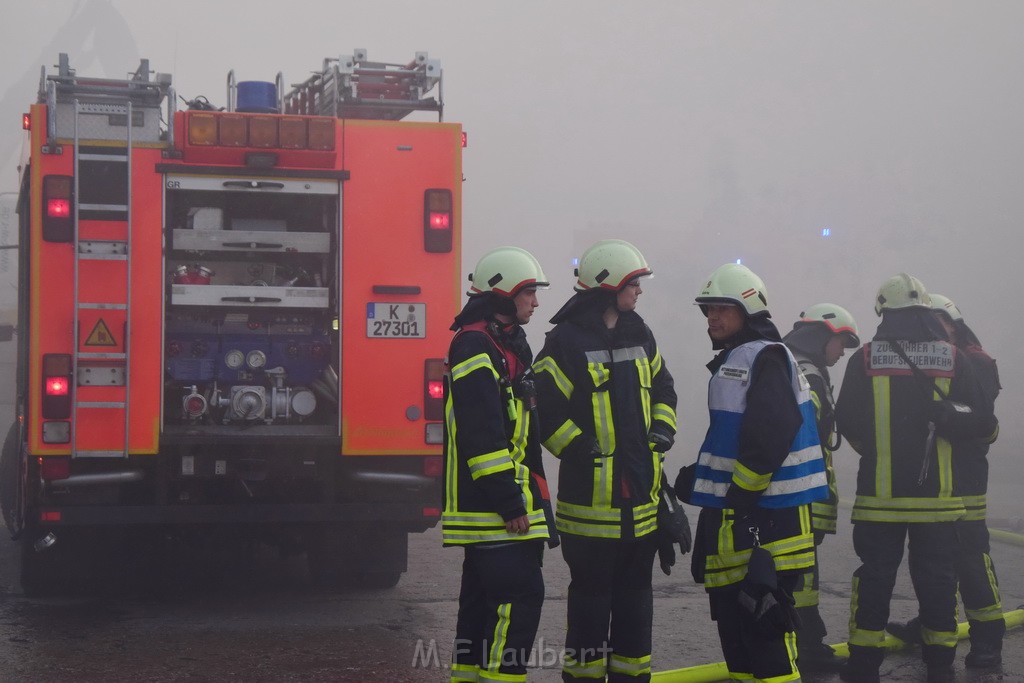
[{"xmin": 692, "ymin": 339, "xmax": 828, "ymax": 509}]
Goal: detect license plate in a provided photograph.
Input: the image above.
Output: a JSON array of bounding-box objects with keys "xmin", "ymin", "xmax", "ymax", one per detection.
[{"xmin": 366, "ymin": 302, "xmax": 426, "ymax": 338}]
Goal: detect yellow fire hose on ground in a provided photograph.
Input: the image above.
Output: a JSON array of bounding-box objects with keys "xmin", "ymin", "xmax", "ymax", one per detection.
[
  {"xmin": 651, "ymin": 609, "xmax": 1024, "ymax": 682},
  {"xmin": 652, "ymin": 524, "xmax": 1024, "ymax": 682}
]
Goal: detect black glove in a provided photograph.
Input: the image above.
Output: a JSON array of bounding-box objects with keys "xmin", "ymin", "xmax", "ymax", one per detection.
[
  {"xmin": 658, "ymin": 482, "xmax": 692, "ymax": 556},
  {"xmin": 657, "ymin": 535, "xmax": 676, "ymax": 576},
  {"xmin": 674, "ymin": 464, "xmax": 696, "ymax": 504},
  {"xmin": 738, "ymin": 584, "xmax": 801, "ymax": 638},
  {"xmin": 928, "ymin": 399, "xmax": 971, "ymax": 427},
  {"xmin": 648, "ymin": 424, "xmax": 675, "ymax": 453},
  {"xmin": 561, "ymin": 436, "xmax": 602, "ymax": 463},
  {"xmin": 737, "ymin": 546, "xmax": 800, "ymax": 638}
]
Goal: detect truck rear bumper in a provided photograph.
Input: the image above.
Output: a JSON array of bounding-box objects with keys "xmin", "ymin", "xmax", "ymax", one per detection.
[{"xmin": 35, "ymin": 502, "xmax": 440, "ymax": 528}]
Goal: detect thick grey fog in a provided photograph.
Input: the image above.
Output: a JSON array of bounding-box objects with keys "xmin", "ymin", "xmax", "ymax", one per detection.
[{"xmin": 1, "ymin": 0, "xmax": 1021, "ymax": 522}]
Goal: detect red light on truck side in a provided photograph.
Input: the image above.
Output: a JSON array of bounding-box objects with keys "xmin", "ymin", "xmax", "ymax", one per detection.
[
  {"xmin": 23, "ymin": 113, "xmax": 31, "ymax": 130},
  {"xmin": 424, "ymin": 358, "xmax": 445, "ymax": 421},
  {"xmin": 428, "ymin": 212, "xmax": 450, "ymax": 230},
  {"xmin": 427, "ymin": 380, "xmax": 443, "ymax": 399},
  {"xmin": 423, "ymin": 189, "xmax": 453, "ymax": 253},
  {"xmin": 46, "ymin": 377, "xmax": 69, "ymax": 396},
  {"xmin": 47, "ymin": 198, "xmax": 71, "ymax": 218},
  {"xmin": 42, "ymin": 354, "xmax": 72, "ymax": 419},
  {"xmin": 42, "ymin": 176, "xmax": 73, "ymax": 242},
  {"xmin": 460, "ymin": 131, "xmax": 467, "ymax": 148}
]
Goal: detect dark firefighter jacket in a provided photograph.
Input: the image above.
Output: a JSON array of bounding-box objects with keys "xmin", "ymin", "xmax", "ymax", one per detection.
[
  {"xmin": 683, "ymin": 323, "xmax": 817, "ymax": 589},
  {"xmin": 441, "ymin": 319, "xmax": 552, "ymax": 546},
  {"xmin": 791, "ymin": 351, "xmax": 840, "ymax": 535},
  {"xmin": 835, "ymin": 312, "xmax": 998, "ymax": 524},
  {"xmin": 533, "ymin": 303, "xmax": 677, "ymax": 540},
  {"xmin": 954, "ymin": 341, "xmax": 1001, "ymax": 519}
]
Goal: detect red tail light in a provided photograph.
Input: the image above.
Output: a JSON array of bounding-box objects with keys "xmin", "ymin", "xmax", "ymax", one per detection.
[
  {"xmin": 39, "ymin": 457, "xmax": 70, "ymax": 482},
  {"xmin": 23, "ymin": 113, "xmax": 31, "ymax": 130},
  {"xmin": 423, "ymin": 189, "xmax": 453, "ymax": 253},
  {"xmin": 427, "ymin": 380, "xmax": 443, "ymax": 400},
  {"xmin": 424, "ymin": 358, "xmax": 445, "ymax": 421},
  {"xmin": 42, "ymin": 354, "xmax": 72, "ymax": 419},
  {"xmin": 42, "ymin": 176, "xmax": 74, "ymax": 242},
  {"xmin": 423, "ymin": 456, "xmax": 443, "ymax": 478},
  {"xmin": 47, "ymin": 199, "xmax": 71, "ymax": 217},
  {"xmin": 46, "ymin": 377, "xmax": 69, "ymax": 396}
]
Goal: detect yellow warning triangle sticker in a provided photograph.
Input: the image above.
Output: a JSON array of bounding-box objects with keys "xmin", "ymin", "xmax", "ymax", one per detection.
[{"xmin": 84, "ymin": 319, "xmax": 118, "ymax": 346}]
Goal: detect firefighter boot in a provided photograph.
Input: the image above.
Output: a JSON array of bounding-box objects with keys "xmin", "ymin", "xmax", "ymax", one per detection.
[
  {"xmin": 926, "ymin": 664, "xmax": 955, "ymax": 683},
  {"xmin": 838, "ymin": 646, "xmax": 882, "ymax": 683},
  {"xmin": 797, "ymin": 641, "xmax": 841, "ymax": 673},
  {"xmin": 885, "ymin": 616, "xmax": 923, "ymax": 646},
  {"xmin": 965, "ymin": 641, "xmax": 1002, "ymax": 669}
]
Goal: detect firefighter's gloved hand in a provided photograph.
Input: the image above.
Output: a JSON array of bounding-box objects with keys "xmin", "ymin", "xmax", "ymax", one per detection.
[
  {"xmin": 928, "ymin": 399, "xmax": 971, "ymax": 427},
  {"xmin": 738, "ymin": 585, "xmax": 801, "ymax": 638},
  {"xmin": 648, "ymin": 425, "xmax": 674, "ymax": 453},
  {"xmin": 737, "ymin": 546, "xmax": 801, "ymax": 638},
  {"xmin": 562, "ymin": 437, "xmax": 602, "ymax": 463},
  {"xmin": 657, "ymin": 535, "xmax": 676, "ymax": 576},
  {"xmin": 674, "ymin": 464, "xmax": 696, "ymax": 505}
]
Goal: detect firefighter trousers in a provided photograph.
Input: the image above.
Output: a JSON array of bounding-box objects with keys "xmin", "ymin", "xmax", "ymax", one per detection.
[
  {"xmin": 708, "ymin": 573, "xmax": 802, "ymax": 682},
  {"xmin": 452, "ymin": 541, "xmax": 545, "ymax": 683},
  {"xmin": 794, "ymin": 542, "xmax": 829, "ymax": 648},
  {"xmin": 560, "ymin": 533, "xmax": 658, "ymax": 682},
  {"xmin": 954, "ymin": 519, "xmax": 1005, "ymax": 649},
  {"xmin": 848, "ymin": 520, "xmax": 958, "ymax": 672}
]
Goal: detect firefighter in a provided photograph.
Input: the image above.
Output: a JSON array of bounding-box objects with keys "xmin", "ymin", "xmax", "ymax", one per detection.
[
  {"xmin": 442, "ymin": 246, "xmax": 555, "ymax": 683},
  {"xmin": 674, "ymin": 263, "xmax": 827, "ymax": 683},
  {"xmin": 533, "ymin": 239, "xmax": 677, "ymax": 682},
  {"xmin": 782, "ymin": 303, "xmax": 861, "ymax": 671},
  {"xmin": 887, "ymin": 293, "xmax": 1004, "ymax": 669},
  {"xmin": 835, "ymin": 274, "xmax": 998, "ymax": 683}
]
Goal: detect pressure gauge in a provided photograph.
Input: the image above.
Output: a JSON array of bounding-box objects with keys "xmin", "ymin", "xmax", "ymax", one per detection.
[
  {"xmin": 224, "ymin": 349, "xmax": 245, "ymax": 370},
  {"xmin": 246, "ymin": 349, "xmax": 267, "ymax": 369}
]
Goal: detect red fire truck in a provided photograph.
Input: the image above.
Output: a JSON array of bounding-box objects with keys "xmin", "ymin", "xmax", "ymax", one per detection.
[{"xmin": 1, "ymin": 50, "xmax": 461, "ymax": 594}]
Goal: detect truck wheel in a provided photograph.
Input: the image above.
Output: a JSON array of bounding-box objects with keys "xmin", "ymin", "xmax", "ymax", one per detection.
[
  {"xmin": 305, "ymin": 524, "xmax": 407, "ymax": 590},
  {"xmin": 19, "ymin": 530, "xmax": 67, "ymax": 596},
  {"xmin": 352, "ymin": 569, "xmax": 402, "ymax": 590},
  {"xmin": 0, "ymin": 422, "xmax": 22, "ymax": 535}
]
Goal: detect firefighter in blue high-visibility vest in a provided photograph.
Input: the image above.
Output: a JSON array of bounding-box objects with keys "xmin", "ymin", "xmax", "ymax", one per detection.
[
  {"xmin": 676, "ymin": 263, "xmax": 828, "ymax": 683},
  {"xmin": 442, "ymin": 246, "xmax": 556, "ymax": 683},
  {"xmin": 533, "ymin": 239, "xmax": 677, "ymax": 683},
  {"xmin": 782, "ymin": 303, "xmax": 861, "ymax": 672}
]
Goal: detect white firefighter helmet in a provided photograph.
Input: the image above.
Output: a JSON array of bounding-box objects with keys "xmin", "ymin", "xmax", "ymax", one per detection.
[
  {"xmin": 874, "ymin": 272, "xmax": 931, "ymax": 316},
  {"xmin": 467, "ymin": 246, "xmax": 549, "ymax": 298},
  {"xmin": 574, "ymin": 239, "xmax": 652, "ymax": 292},
  {"xmin": 695, "ymin": 263, "xmax": 770, "ymax": 317},
  {"xmin": 798, "ymin": 303, "xmax": 861, "ymax": 348},
  {"xmin": 929, "ymin": 293, "xmax": 963, "ymax": 322}
]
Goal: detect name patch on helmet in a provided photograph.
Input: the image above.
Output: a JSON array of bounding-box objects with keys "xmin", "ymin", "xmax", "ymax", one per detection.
[
  {"xmin": 866, "ymin": 340, "xmax": 955, "ymax": 376},
  {"xmin": 719, "ymin": 365, "xmax": 749, "ymax": 382}
]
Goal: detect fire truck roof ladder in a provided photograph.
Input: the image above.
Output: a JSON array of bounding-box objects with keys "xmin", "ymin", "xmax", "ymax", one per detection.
[
  {"xmin": 274, "ymin": 50, "xmax": 443, "ymax": 122},
  {"xmin": 40, "ymin": 53, "xmax": 175, "ymax": 152},
  {"xmin": 70, "ymin": 97, "xmax": 134, "ymax": 459}
]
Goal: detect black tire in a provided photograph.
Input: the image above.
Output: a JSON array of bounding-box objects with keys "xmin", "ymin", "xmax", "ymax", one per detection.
[
  {"xmin": 305, "ymin": 523, "xmax": 407, "ymax": 590},
  {"xmin": 0, "ymin": 422, "xmax": 21, "ymax": 535},
  {"xmin": 352, "ymin": 569, "xmax": 402, "ymax": 590},
  {"xmin": 19, "ymin": 529, "xmax": 67, "ymax": 597}
]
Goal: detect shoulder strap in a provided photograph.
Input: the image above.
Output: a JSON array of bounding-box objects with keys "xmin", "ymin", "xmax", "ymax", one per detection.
[
  {"xmin": 450, "ymin": 321, "xmax": 519, "ymax": 383},
  {"xmin": 884, "ymin": 338, "xmax": 949, "ymax": 401}
]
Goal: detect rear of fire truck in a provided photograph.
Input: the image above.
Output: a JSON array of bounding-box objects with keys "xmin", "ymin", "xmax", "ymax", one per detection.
[{"xmin": 1, "ymin": 51, "xmax": 460, "ymax": 594}]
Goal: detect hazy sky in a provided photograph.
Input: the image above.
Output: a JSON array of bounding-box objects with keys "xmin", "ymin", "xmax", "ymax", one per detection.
[{"xmin": 2, "ymin": 1, "xmax": 1023, "ymax": 509}]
